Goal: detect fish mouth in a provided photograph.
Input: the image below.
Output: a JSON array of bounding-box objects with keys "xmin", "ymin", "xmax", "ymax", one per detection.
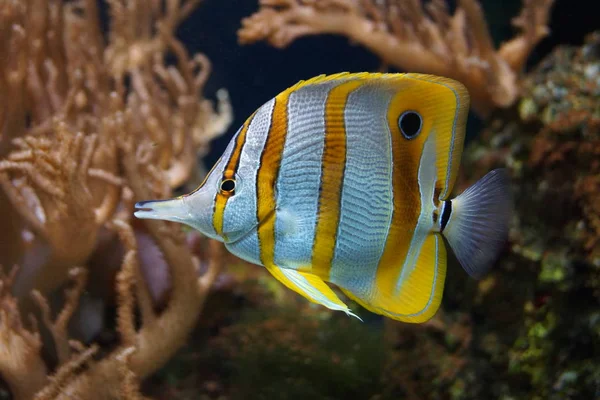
[
  {"xmin": 134, "ymin": 201, "xmax": 152, "ymax": 213},
  {"xmin": 133, "ymin": 198, "xmax": 190, "ymax": 224},
  {"xmin": 134, "ymin": 202, "xmax": 154, "ymax": 214}
]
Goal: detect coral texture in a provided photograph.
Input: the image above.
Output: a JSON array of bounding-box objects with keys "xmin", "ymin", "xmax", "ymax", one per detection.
[
  {"xmin": 0, "ymin": 0, "xmax": 231, "ymax": 398},
  {"xmin": 448, "ymin": 31, "xmax": 600, "ymax": 399},
  {"xmin": 238, "ymin": 0, "xmax": 554, "ymax": 117}
]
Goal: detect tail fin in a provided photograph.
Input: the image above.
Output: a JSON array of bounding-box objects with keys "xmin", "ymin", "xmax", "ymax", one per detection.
[{"xmin": 442, "ymin": 169, "xmax": 511, "ymax": 279}]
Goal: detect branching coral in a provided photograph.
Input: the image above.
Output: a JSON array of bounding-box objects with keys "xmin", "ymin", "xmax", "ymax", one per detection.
[
  {"xmin": 0, "ymin": 125, "xmax": 120, "ymax": 296},
  {"xmin": 27, "ymin": 213, "xmax": 223, "ymax": 399},
  {"xmin": 0, "ymin": 0, "xmax": 231, "ymax": 294},
  {"xmin": 238, "ymin": 0, "xmax": 555, "ymax": 117},
  {"xmin": 0, "ymin": 267, "xmax": 48, "ymax": 400},
  {"xmin": 0, "ymin": 0, "xmax": 232, "ymax": 398}
]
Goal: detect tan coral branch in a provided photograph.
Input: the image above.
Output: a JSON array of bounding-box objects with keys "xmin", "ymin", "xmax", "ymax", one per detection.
[
  {"xmin": 31, "ymin": 267, "xmax": 89, "ymax": 365},
  {"xmin": 499, "ymin": 0, "xmax": 554, "ymax": 71},
  {"xmin": 238, "ymin": 0, "xmax": 555, "ymax": 116},
  {"xmin": 120, "ymin": 147, "xmax": 208, "ymax": 378},
  {"xmin": 33, "ymin": 344, "xmax": 99, "ymax": 400},
  {"xmin": 1, "ymin": 0, "xmax": 229, "ymax": 397},
  {"xmin": 0, "ymin": 265, "xmax": 48, "ymax": 399}
]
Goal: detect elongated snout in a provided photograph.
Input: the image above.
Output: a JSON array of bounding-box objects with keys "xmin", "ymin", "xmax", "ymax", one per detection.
[
  {"xmin": 134, "ymin": 197, "xmax": 191, "ymax": 224},
  {"xmin": 133, "ymin": 183, "xmax": 221, "ymax": 241}
]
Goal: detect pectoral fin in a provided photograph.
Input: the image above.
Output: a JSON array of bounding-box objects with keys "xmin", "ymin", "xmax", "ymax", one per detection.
[{"xmin": 265, "ymin": 264, "xmax": 361, "ymax": 320}]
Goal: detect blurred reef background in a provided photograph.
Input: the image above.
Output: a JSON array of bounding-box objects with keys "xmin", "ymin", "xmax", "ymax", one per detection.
[{"xmin": 0, "ymin": 0, "xmax": 598, "ymax": 399}]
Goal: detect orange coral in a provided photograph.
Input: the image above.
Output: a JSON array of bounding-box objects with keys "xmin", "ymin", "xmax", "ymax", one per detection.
[
  {"xmin": 0, "ymin": 0, "xmax": 232, "ymax": 398},
  {"xmin": 238, "ymin": 0, "xmax": 554, "ymax": 117},
  {"xmin": 0, "ymin": 0, "xmax": 231, "ymax": 295}
]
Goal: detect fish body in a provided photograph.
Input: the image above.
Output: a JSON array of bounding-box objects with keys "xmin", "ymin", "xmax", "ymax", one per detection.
[{"xmin": 135, "ymin": 73, "xmax": 511, "ymax": 323}]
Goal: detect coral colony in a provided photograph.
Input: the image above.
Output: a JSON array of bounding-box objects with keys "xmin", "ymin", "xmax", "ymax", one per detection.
[
  {"xmin": 0, "ymin": 0, "xmax": 230, "ymax": 398},
  {"xmin": 238, "ymin": 0, "xmax": 554, "ymax": 117}
]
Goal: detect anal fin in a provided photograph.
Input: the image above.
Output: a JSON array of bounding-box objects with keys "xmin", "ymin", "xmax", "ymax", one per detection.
[
  {"xmin": 265, "ymin": 264, "xmax": 361, "ymax": 320},
  {"xmin": 338, "ymin": 233, "xmax": 447, "ymax": 323}
]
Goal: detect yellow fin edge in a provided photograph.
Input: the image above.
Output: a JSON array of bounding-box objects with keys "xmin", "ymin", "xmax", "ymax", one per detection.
[
  {"xmin": 341, "ymin": 234, "xmax": 447, "ymax": 323},
  {"xmin": 283, "ymin": 72, "xmax": 469, "ymax": 100},
  {"xmin": 265, "ymin": 264, "xmax": 362, "ymax": 320}
]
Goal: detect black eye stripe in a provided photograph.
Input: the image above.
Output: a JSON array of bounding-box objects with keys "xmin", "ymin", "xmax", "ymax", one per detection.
[{"xmin": 398, "ymin": 111, "xmax": 422, "ymax": 139}]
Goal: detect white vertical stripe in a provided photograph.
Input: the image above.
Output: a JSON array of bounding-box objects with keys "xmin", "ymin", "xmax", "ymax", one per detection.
[
  {"xmin": 394, "ymin": 132, "xmax": 437, "ymax": 294},
  {"xmin": 224, "ymin": 98, "xmax": 275, "ymax": 265},
  {"xmin": 272, "ymin": 82, "xmax": 339, "ymax": 269},
  {"xmin": 328, "ymin": 83, "xmax": 394, "ymax": 297}
]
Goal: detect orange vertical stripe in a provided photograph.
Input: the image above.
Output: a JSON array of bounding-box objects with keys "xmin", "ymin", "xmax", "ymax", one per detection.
[
  {"xmin": 311, "ymin": 80, "xmax": 363, "ymax": 279},
  {"xmin": 375, "ymin": 83, "xmax": 434, "ymax": 297},
  {"xmin": 256, "ymin": 95, "xmax": 289, "ymax": 266},
  {"xmin": 213, "ymin": 112, "xmax": 256, "ymax": 237}
]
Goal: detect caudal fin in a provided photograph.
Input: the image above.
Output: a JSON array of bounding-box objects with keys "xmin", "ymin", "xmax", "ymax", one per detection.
[{"xmin": 442, "ymin": 169, "xmax": 512, "ymax": 279}]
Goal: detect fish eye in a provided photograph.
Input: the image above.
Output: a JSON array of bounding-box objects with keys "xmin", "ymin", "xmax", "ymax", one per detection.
[
  {"xmin": 220, "ymin": 178, "xmax": 236, "ymax": 195},
  {"xmin": 398, "ymin": 111, "xmax": 422, "ymax": 139}
]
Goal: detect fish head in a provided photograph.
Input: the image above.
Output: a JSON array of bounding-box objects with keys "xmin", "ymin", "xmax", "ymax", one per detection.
[{"xmin": 133, "ymin": 132, "xmax": 260, "ymax": 244}]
